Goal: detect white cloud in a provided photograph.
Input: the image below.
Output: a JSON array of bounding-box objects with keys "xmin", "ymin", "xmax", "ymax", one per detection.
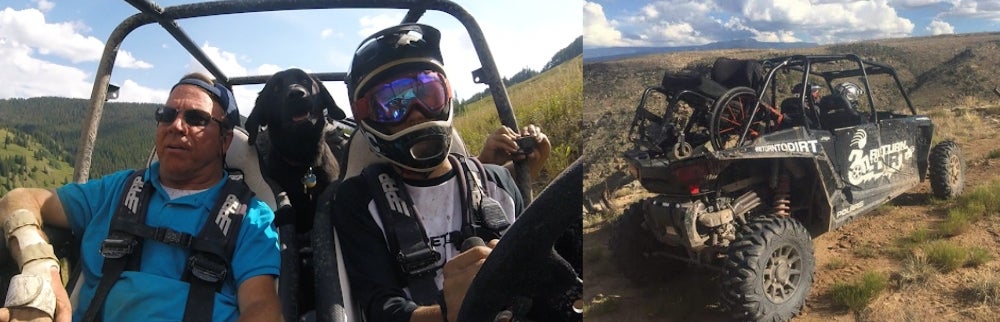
[
  {"xmin": 737, "ymin": 0, "xmax": 915, "ymax": 43},
  {"xmin": 116, "ymin": 79, "xmax": 168, "ymax": 103},
  {"xmin": 890, "ymin": 0, "xmax": 948, "ymax": 8},
  {"xmin": 186, "ymin": 43, "xmax": 259, "ymax": 113},
  {"xmin": 357, "ymin": 13, "xmax": 406, "ymax": 38},
  {"xmin": 255, "ymin": 64, "xmax": 282, "ymax": 76},
  {"xmin": 0, "ymin": 8, "xmax": 104, "ymax": 63},
  {"xmin": 642, "ymin": 21, "xmax": 712, "ymax": 45},
  {"xmin": 33, "ymin": 0, "xmax": 55, "ymax": 12},
  {"xmin": 583, "ymin": 1, "xmax": 628, "ymax": 47},
  {"xmin": 926, "ymin": 19, "xmax": 955, "ymax": 35},
  {"xmin": 320, "ymin": 28, "xmax": 334, "ymax": 39},
  {"xmin": 754, "ymin": 30, "xmax": 801, "ymax": 42},
  {"xmin": 947, "ymin": 0, "xmax": 1000, "ymax": 21},
  {"xmin": 115, "ymin": 50, "xmax": 153, "ymax": 69},
  {"xmin": 740, "ymin": 0, "xmax": 812, "ymax": 24},
  {"xmin": 0, "ymin": 39, "xmax": 91, "ymax": 99},
  {"xmin": 191, "ymin": 42, "xmax": 248, "ymax": 77}
]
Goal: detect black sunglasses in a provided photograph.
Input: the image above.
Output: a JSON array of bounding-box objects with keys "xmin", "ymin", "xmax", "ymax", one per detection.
[{"xmin": 155, "ymin": 106, "xmax": 226, "ymax": 128}]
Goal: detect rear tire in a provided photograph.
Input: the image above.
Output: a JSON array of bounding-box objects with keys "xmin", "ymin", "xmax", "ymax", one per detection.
[
  {"xmin": 929, "ymin": 140, "xmax": 965, "ymax": 199},
  {"xmin": 608, "ymin": 202, "xmax": 686, "ymax": 285},
  {"xmin": 722, "ymin": 215, "xmax": 814, "ymax": 322}
]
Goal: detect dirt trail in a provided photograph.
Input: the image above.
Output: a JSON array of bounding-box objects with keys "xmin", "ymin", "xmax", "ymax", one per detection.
[{"xmin": 583, "ymin": 111, "xmax": 1000, "ymax": 321}]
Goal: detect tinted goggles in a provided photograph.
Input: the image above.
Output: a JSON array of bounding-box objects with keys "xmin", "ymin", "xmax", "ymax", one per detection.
[
  {"xmin": 354, "ymin": 70, "xmax": 451, "ymax": 124},
  {"xmin": 155, "ymin": 106, "xmax": 226, "ymax": 128}
]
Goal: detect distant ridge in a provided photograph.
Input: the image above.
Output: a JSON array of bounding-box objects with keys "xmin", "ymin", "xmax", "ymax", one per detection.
[{"xmin": 583, "ymin": 38, "xmax": 818, "ymax": 63}]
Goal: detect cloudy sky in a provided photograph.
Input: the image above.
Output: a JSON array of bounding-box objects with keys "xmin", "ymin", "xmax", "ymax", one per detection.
[
  {"xmin": 585, "ymin": 0, "xmax": 1000, "ymax": 48},
  {"xmin": 0, "ymin": 0, "xmax": 581, "ymax": 116}
]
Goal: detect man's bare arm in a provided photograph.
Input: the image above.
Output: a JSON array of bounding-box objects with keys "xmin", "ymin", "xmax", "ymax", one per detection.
[{"xmin": 236, "ymin": 275, "xmax": 283, "ymax": 322}]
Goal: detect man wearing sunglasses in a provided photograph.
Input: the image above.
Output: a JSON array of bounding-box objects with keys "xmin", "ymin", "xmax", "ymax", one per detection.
[
  {"xmin": 0, "ymin": 73, "xmax": 281, "ymax": 322},
  {"xmin": 332, "ymin": 24, "xmax": 530, "ymax": 322}
]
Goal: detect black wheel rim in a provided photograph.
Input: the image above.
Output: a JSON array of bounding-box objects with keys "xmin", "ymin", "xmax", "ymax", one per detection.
[{"xmin": 763, "ymin": 244, "xmax": 802, "ymax": 304}]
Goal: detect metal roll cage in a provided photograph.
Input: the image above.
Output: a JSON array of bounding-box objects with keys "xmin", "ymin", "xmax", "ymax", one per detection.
[{"xmin": 74, "ymin": 0, "xmax": 532, "ymax": 200}]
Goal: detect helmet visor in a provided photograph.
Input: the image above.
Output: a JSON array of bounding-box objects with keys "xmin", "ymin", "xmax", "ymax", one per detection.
[{"xmin": 354, "ymin": 70, "xmax": 450, "ymax": 124}]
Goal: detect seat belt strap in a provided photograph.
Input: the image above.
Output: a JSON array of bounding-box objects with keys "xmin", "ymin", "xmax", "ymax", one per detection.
[
  {"xmin": 361, "ymin": 164, "xmax": 440, "ymax": 305},
  {"xmin": 449, "ymin": 155, "xmax": 510, "ymax": 245},
  {"xmin": 83, "ymin": 169, "xmax": 152, "ymax": 322},
  {"xmin": 182, "ymin": 174, "xmax": 251, "ymax": 321}
]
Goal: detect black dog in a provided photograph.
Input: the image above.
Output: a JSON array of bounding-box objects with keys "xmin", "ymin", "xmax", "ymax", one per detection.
[
  {"xmin": 245, "ymin": 68, "xmax": 349, "ymax": 318},
  {"xmin": 246, "ymin": 68, "xmax": 347, "ymax": 232}
]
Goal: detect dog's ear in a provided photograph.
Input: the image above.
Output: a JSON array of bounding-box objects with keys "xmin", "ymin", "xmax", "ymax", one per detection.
[
  {"xmin": 316, "ymin": 76, "xmax": 346, "ymax": 120},
  {"xmin": 246, "ymin": 78, "xmax": 278, "ymax": 143}
]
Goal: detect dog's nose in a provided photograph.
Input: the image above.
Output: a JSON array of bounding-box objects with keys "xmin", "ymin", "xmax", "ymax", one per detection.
[{"xmin": 288, "ymin": 87, "xmax": 307, "ymax": 99}]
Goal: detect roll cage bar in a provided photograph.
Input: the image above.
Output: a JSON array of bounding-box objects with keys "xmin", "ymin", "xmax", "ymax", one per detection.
[
  {"xmin": 74, "ymin": 0, "xmax": 532, "ymax": 200},
  {"xmin": 725, "ymin": 54, "xmax": 917, "ymax": 147},
  {"xmin": 761, "ymin": 54, "xmax": 916, "ymax": 114}
]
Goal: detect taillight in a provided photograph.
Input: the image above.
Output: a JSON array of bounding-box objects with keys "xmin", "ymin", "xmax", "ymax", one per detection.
[{"xmin": 673, "ymin": 163, "xmax": 709, "ymax": 194}]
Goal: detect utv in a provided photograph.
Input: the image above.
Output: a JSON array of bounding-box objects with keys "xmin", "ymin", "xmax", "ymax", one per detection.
[
  {"xmin": 0, "ymin": 1, "xmax": 582, "ymax": 322},
  {"xmin": 611, "ymin": 54, "xmax": 965, "ymax": 321}
]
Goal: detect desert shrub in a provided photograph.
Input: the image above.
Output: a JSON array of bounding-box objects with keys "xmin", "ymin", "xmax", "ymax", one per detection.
[
  {"xmin": 966, "ymin": 247, "xmax": 993, "ymax": 268},
  {"xmin": 894, "ymin": 254, "xmax": 936, "ymax": 288},
  {"xmin": 968, "ymin": 272, "xmax": 1000, "ymax": 305},
  {"xmin": 853, "ymin": 244, "xmax": 878, "ymax": 258},
  {"xmin": 830, "ymin": 271, "xmax": 888, "ymax": 312},
  {"xmin": 925, "ymin": 241, "xmax": 968, "ymax": 272},
  {"xmin": 825, "ymin": 258, "xmax": 848, "ymax": 270}
]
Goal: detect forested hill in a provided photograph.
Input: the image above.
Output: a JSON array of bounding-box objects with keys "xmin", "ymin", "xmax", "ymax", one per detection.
[{"xmin": 0, "ymin": 97, "xmax": 158, "ymax": 179}]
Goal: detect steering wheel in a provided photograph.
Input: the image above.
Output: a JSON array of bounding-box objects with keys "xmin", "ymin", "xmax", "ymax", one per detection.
[{"xmin": 456, "ymin": 158, "xmax": 583, "ymax": 322}]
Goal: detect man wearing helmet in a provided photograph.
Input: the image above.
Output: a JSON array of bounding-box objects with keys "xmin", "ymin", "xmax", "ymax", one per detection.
[
  {"xmin": 332, "ymin": 24, "xmax": 533, "ymax": 322},
  {"xmin": 834, "ymin": 82, "xmax": 864, "ymax": 110}
]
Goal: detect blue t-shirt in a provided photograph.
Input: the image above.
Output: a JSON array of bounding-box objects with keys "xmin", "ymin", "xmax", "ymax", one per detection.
[{"xmin": 56, "ymin": 162, "xmax": 280, "ymax": 322}]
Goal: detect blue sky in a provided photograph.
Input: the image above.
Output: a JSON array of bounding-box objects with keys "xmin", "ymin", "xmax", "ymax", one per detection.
[
  {"xmin": 0, "ymin": 0, "xmax": 582, "ymax": 116},
  {"xmin": 585, "ymin": 0, "xmax": 1000, "ymax": 48}
]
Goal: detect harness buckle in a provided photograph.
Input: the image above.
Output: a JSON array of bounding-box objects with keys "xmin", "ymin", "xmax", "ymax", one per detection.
[
  {"xmin": 100, "ymin": 238, "xmax": 136, "ymax": 259},
  {"xmin": 154, "ymin": 227, "xmax": 192, "ymax": 248},
  {"xmin": 187, "ymin": 254, "xmax": 228, "ymax": 283},
  {"xmin": 397, "ymin": 247, "xmax": 441, "ymax": 277}
]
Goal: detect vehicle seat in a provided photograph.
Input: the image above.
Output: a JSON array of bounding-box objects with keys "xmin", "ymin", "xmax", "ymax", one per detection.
[
  {"xmin": 819, "ymin": 94, "xmax": 863, "ymax": 130},
  {"xmin": 780, "ymin": 97, "xmax": 821, "ymax": 129}
]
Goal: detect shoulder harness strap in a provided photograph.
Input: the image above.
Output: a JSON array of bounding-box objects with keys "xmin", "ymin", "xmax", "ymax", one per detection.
[
  {"xmin": 447, "ymin": 154, "xmax": 510, "ymax": 248},
  {"xmin": 182, "ymin": 173, "xmax": 253, "ymax": 321},
  {"xmin": 83, "ymin": 170, "xmax": 254, "ymax": 322},
  {"xmin": 361, "ymin": 163, "xmax": 440, "ymax": 305},
  {"xmin": 83, "ymin": 169, "xmax": 151, "ymax": 322}
]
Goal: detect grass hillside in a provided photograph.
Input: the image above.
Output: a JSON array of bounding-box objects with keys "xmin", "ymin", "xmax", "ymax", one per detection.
[
  {"xmin": 456, "ymin": 55, "xmax": 583, "ymax": 191},
  {"xmin": 0, "ymin": 97, "xmax": 157, "ymax": 179},
  {"xmin": 0, "ymin": 127, "xmax": 74, "ymax": 194}
]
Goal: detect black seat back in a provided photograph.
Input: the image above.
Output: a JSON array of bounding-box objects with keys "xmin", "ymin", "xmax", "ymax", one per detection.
[
  {"xmin": 711, "ymin": 58, "xmax": 765, "ymax": 89},
  {"xmin": 819, "ymin": 94, "xmax": 862, "ymax": 130}
]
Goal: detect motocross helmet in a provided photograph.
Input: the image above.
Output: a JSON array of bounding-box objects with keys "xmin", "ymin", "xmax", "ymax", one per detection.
[
  {"xmin": 791, "ymin": 82, "xmax": 822, "ymax": 96},
  {"xmin": 346, "ymin": 23, "xmax": 453, "ymax": 172},
  {"xmin": 835, "ymin": 82, "xmax": 864, "ymax": 105}
]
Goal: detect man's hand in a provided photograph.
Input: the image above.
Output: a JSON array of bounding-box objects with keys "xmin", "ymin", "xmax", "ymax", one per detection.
[
  {"xmin": 441, "ymin": 239, "xmax": 499, "ymax": 322},
  {"xmin": 477, "ymin": 126, "xmax": 520, "ymax": 165},
  {"xmin": 0, "ymin": 266, "xmax": 71, "ymax": 322},
  {"xmin": 477, "ymin": 125, "xmax": 551, "ymax": 180}
]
